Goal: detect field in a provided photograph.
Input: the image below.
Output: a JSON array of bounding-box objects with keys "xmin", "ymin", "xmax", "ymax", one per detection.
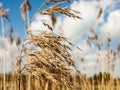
[
  {"xmin": 0, "ymin": 73, "xmax": 120, "ymax": 90},
  {"xmin": 0, "ymin": 0, "xmax": 120, "ymax": 90}
]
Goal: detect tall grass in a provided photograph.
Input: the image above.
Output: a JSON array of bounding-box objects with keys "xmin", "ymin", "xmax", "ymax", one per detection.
[
  {"xmin": 1, "ymin": 16, "xmax": 6, "ymax": 90},
  {"xmin": 0, "ymin": 4, "xmax": 10, "ymax": 90},
  {"xmin": 17, "ymin": 0, "xmax": 81, "ymax": 90},
  {"xmin": 0, "ymin": 0, "xmax": 120, "ymax": 90}
]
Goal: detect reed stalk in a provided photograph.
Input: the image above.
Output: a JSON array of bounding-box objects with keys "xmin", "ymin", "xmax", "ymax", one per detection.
[{"xmin": 1, "ymin": 17, "xmax": 6, "ymax": 90}]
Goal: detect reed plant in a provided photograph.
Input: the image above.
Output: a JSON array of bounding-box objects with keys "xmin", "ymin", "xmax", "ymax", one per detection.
[
  {"xmin": 0, "ymin": 3, "xmax": 10, "ymax": 90},
  {"xmin": 17, "ymin": 0, "xmax": 82, "ymax": 90},
  {"xmin": 0, "ymin": 0, "xmax": 120, "ymax": 90}
]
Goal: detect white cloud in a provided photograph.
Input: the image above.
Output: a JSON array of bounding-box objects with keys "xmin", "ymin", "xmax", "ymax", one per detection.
[
  {"xmin": 30, "ymin": 1, "xmax": 99, "ymax": 43},
  {"xmin": 61, "ymin": 1, "xmax": 99, "ymax": 43},
  {"xmin": 30, "ymin": 14, "xmax": 52, "ymax": 33},
  {"xmin": 114, "ymin": 61, "xmax": 120, "ymax": 77},
  {"xmin": 100, "ymin": 10, "xmax": 120, "ymax": 40},
  {"xmin": 99, "ymin": 0, "xmax": 113, "ymax": 9},
  {"xmin": 0, "ymin": 37, "xmax": 19, "ymax": 73}
]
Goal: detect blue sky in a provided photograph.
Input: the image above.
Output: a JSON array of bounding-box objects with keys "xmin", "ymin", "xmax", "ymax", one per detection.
[
  {"xmin": 0, "ymin": 0, "xmax": 120, "ymax": 77},
  {"xmin": 0, "ymin": 0, "xmax": 119, "ymax": 39},
  {"xmin": 0, "ymin": 0, "xmax": 45, "ymax": 38}
]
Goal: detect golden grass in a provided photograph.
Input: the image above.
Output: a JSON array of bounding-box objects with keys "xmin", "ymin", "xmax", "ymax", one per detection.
[
  {"xmin": 17, "ymin": 0, "xmax": 82, "ymax": 89},
  {"xmin": 0, "ymin": 0, "xmax": 120, "ymax": 90}
]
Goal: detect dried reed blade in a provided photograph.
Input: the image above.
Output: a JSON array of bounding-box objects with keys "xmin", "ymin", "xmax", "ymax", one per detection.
[
  {"xmin": 0, "ymin": 3, "xmax": 10, "ymax": 22},
  {"xmin": 97, "ymin": 7, "xmax": 102, "ymax": 18},
  {"xmin": 16, "ymin": 37, "xmax": 21, "ymax": 46},
  {"xmin": 20, "ymin": 0, "xmax": 31, "ymax": 20}
]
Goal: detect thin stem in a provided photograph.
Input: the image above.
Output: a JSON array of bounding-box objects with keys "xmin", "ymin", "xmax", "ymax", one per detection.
[
  {"xmin": 17, "ymin": 36, "xmax": 25, "ymax": 90},
  {"xmin": 27, "ymin": 10, "xmax": 31, "ymax": 90},
  {"xmin": 1, "ymin": 17, "xmax": 6, "ymax": 90},
  {"xmin": 18, "ymin": 57, "xmax": 21, "ymax": 90},
  {"xmin": 17, "ymin": 6, "xmax": 31, "ymax": 90},
  {"xmin": 26, "ymin": 1, "xmax": 47, "ymax": 89},
  {"xmin": 30, "ymin": 0, "xmax": 46, "ymax": 23}
]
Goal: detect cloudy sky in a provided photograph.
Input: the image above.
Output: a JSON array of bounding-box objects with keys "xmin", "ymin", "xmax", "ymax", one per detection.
[{"xmin": 0, "ymin": 0, "xmax": 120, "ymax": 77}]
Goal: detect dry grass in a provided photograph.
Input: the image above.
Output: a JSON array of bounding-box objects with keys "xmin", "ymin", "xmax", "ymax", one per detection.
[
  {"xmin": 21, "ymin": 31, "xmax": 80, "ymax": 88},
  {"xmin": 0, "ymin": 3, "xmax": 10, "ymax": 90},
  {"xmin": 0, "ymin": 0, "xmax": 120, "ymax": 90},
  {"xmin": 17, "ymin": 0, "xmax": 82, "ymax": 89}
]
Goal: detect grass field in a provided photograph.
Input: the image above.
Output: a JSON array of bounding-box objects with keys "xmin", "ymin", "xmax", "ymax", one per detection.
[{"xmin": 0, "ymin": 0, "xmax": 120, "ymax": 90}]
